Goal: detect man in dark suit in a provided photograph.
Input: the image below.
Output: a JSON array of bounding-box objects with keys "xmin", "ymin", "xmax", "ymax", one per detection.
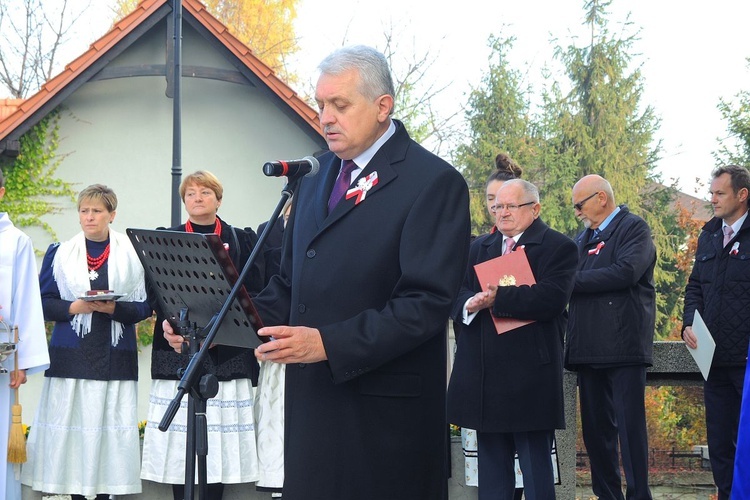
[
  {"xmin": 448, "ymin": 179, "xmax": 577, "ymax": 499},
  {"xmin": 683, "ymin": 165, "xmax": 750, "ymax": 499},
  {"xmin": 247, "ymin": 45, "xmax": 469, "ymax": 499},
  {"xmin": 565, "ymin": 174, "xmax": 655, "ymax": 500}
]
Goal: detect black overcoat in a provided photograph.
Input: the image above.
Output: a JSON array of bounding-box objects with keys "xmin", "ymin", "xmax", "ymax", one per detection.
[
  {"xmin": 447, "ymin": 217, "xmax": 577, "ymax": 433},
  {"xmin": 252, "ymin": 120, "xmax": 471, "ymax": 500}
]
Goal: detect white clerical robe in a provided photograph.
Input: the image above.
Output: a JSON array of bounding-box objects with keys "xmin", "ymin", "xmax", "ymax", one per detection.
[{"xmin": 0, "ymin": 213, "xmax": 50, "ymax": 500}]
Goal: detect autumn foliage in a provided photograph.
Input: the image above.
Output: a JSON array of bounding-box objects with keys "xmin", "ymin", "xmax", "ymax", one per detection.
[{"xmin": 201, "ymin": 0, "xmax": 299, "ymax": 81}]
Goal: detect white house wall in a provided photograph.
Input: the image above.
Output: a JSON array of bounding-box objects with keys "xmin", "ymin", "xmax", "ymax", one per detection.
[{"xmin": 33, "ymin": 20, "xmax": 322, "ymax": 252}]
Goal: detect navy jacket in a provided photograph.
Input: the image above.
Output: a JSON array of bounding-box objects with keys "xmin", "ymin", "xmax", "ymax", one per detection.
[
  {"xmin": 40, "ymin": 241, "xmax": 151, "ymax": 381},
  {"xmin": 683, "ymin": 214, "xmax": 750, "ymax": 367},
  {"xmin": 565, "ymin": 206, "xmax": 656, "ymax": 368},
  {"xmin": 447, "ymin": 217, "xmax": 577, "ymax": 433}
]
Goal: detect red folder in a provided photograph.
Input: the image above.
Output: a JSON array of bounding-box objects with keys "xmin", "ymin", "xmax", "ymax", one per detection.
[{"xmin": 473, "ymin": 246, "xmax": 537, "ymax": 334}]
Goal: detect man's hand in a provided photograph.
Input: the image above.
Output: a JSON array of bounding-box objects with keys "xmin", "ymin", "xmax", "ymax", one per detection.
[
  {"xmin": 9, "ymin": 369, "xmax": 27, "ymax": 389},
  {"xmin": 255, "ymin": 326, "xmax": 327, "ymax": 364},
  {"xmin": 466, "ymin": 285, "xmax": 498, "ymax": 314},
  {"xmin": 683, "ymin": 326, "xmax": 698, "ymax": 350}
]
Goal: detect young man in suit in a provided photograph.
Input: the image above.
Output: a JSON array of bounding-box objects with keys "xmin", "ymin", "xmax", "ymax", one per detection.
[
  {"xmin": 167, "ymin": 45, "xmax": 470, "ymax": 499},
  {"xmin": 683, "ymin": 165, "xmax": 750, "ymax": 500}
]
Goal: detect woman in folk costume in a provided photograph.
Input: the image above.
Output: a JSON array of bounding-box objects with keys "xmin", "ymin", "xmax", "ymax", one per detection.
[
  {"xmin": 140, "ymin": 170, "xmax": 264, "ymax": 500},
  {"xmin": 0, "ymin": 169, "xmax": 50, "ymax": 500},
  {"xmin": 21, "ymin": 184, "xmax": 150, "ymax": 500}
]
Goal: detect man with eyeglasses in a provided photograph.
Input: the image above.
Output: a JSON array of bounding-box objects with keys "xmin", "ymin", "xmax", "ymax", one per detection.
[
  {"xmin": 565, "ymin": 174, "xmax": 656, "ymax": 500},
  {"xmin": 448, "ymin": 179, "xmax": 577, "ymax": 499}
]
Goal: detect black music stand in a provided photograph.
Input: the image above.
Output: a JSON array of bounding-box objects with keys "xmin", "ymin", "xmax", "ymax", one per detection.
[
  {"xmin": 126, "ymin": 228, "xmax": 264, "ymax": 499},
  {"xmin": 126, "ymin": 229, "xmax": 263, "ymax": 348}
]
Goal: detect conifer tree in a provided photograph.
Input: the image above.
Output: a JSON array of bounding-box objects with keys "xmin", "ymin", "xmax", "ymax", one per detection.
[
  {"xmin": 554, "ymin": 0, "xmax": 683, "ymax": 337},
  {"xmin": 454, "ymin": 35, "xmax": 535, "ymax": 235},
  {"xmin": 716, "ymin": 59, "xmax": 750, "ymax": 167}
]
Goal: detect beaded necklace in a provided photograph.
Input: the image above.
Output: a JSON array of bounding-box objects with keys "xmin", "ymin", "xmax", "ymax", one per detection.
[
  {"xmin": 185, "ymin": 218, "xmax": 222, "ymax": 237},
  {"xmin": 87, "ymin": 243, "xmax": 110, "ymax": 281}
]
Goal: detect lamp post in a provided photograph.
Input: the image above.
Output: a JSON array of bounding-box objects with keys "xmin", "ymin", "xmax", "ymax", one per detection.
[{"xmin": 171, "ymin": 0, "xmax": 183, "ymax": 227}]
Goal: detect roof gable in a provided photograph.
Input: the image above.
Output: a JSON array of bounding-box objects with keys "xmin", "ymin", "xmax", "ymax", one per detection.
[{"xmin": 0, "ymin": 0, "xmax": 321, "ymax": 155}]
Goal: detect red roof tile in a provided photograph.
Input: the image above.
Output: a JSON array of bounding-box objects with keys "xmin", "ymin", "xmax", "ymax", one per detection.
[
  {"xmin": 0, "ymin": 99, "xmax": 24, "ymax": 121},
  {"xmin": 0, "ymin": 0, "xmax": 321, "ymax": 144}
]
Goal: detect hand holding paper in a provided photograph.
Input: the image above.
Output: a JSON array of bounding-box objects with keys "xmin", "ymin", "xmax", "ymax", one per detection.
[
  {"xmin": 686, "ymin": 310, "xmax": 716, "ymax": 381},
  {"xmin": 683, "ymin": 326, "xmax": 697, "ymax": 350}
]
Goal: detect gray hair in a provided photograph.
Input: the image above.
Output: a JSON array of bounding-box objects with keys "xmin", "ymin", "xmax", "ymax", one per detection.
[
  {"xmin": 598, "ymin": 177, "xmax": 615, "ymax": 204},
  {"xmin": 502, "ymin": 178, "xmax": 539, "ymax": 203},
  {"xmin": 318, "ymin": 45, "xmax": 395, "ymax": 113}
]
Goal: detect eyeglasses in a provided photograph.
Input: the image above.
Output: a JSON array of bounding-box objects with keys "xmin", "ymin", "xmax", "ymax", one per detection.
[
  {"xmin": 573, "ymin": 192, "xmax": 600, "ymax": 211},
  {"xmin": 491, "ymin": 201, "xmax": 535, "ymax": 213}
]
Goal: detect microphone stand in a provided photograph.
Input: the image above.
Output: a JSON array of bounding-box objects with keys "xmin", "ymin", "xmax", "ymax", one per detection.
[
  {"xmin": 176, "ymin": 308, "xmax": 217, "ymax": 500},
  {"xmin": 158, "ymin": 175, "xmax": 301, "ymax": 499}
]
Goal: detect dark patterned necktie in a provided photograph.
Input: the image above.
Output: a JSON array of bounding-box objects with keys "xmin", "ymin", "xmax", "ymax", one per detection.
[{"xmin": 328, "ymin": 159, "xmax": 358, "ymax": 214}]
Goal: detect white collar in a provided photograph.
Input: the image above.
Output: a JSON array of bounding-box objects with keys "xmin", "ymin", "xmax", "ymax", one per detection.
[
  {"xmin": 350, "ymin": 120, "xmax": 397, "ymax": 170},
  {"xmin": 724, "ymin": 210, "xmax": 749, "ymax": 235}
]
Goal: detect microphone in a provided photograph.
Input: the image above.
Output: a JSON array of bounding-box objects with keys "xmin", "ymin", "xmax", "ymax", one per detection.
[{"xmin": 263, "ymin": 156, "xmax": 320, "ymax": 178}]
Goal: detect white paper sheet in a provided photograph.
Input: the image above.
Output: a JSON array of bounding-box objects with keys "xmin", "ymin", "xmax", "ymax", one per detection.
[{"xmin": 689, "ymin": 310, "xmax": 716, "ymax": 381}]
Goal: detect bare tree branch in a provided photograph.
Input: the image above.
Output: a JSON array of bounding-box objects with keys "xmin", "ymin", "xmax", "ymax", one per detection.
[
  {"xmin": 378, "ymin": 22, "xmax": 462, "ymax": 157},
  {"xmin": 0, "ymin": 0, "xmax": 89, "ymax": 98}
]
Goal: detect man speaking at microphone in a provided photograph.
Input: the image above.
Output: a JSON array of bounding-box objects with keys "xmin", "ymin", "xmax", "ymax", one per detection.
[
  {"xmin": 164, "ymin": 45, "xmax": 471, "ymax": 499},
  {"xmin": 253, "ymin": 44, "xmax": 470, "ymax": 500}
]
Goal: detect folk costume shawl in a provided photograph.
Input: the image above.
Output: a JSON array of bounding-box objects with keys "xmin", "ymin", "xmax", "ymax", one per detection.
[{"xmin": 51, "ymin": 229, "xmax": 147, "ymax": 346}]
